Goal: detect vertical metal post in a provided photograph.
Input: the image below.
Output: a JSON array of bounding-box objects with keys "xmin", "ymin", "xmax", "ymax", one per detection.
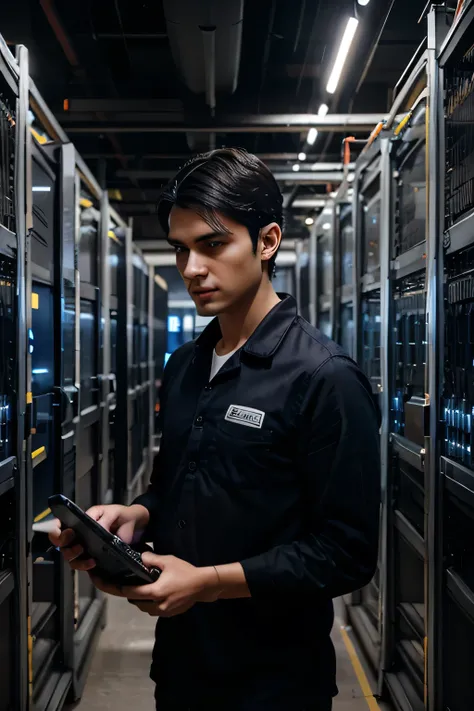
[
  {"xmin": 378, "ymin": 136, "xmax": 395, "ymax": 693},
  {"xmin": 309, "ymin": 222, "xmax": 317, "ymax": 327},
  {"xmin": 15, "ymin": 43, "xmax": 31, "ymax": 711},
  {"xmin": 125, "ymin": 221, "xmax": 133, "ymax": 502},
  {"xmin": 295, "ymin": 239, "xmax": 302, "ymax": 313},
  {"xmin": 425, "ymin": 6, "xmax": 445, "ymax": 710},
  {"xmin": 100, "ymin": 192, "xmax": 111, "ymax": 503},
  {"xmin": 328, "ymin": 212, "xmax": 336, "ymax": 340},
  {"xmin": 332, "ymin": 202, "xmax": 341, "ymax": 344},
  {"xmin": 352, "ymin": 170, "xmax": 363, "ymax": 366},
  {"xmin": 147, "ymin": 266, "xmax": 154, "ymax": 481}
]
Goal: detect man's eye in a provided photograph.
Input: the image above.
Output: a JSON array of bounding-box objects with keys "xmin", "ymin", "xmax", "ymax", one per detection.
[
  {"xmin": 207, "ymin": 241, "xmax": 223, "ymax": 249},
  {"xmin": 173, "ymin": 245, "xmax": 186, "ymax": 254}
]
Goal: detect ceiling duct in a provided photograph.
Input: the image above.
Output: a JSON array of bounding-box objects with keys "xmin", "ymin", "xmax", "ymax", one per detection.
[{"xmin": 163, "ymin": 0, "xmax": 244, "ymax": 151}]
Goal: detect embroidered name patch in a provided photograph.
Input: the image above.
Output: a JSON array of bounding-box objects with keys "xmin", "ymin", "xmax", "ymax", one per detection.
[{"xmin": 225, "ymin": 404, "xmax": 265, "ymax": 429}]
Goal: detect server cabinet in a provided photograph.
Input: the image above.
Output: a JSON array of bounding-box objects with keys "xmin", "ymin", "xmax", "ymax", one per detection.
[
  {"xmin": 72, "ymin": 168, "xmax": 106, "ymax": 700},
  {"xmin": 114, "ymin": 221, "xmax": 151, "ymax": 505},
  {"xmin": 436, "ymin": 5, "xmax": 474, "ymax": 710},
  {"xmin": 334, "ymin": 197, "xmax": 355, "ymax": 357},
  {"xmin": 104, "ymin": 210, "xmax": 126, "ymax": 505},
  {"xmin": 313, "ymin": 207, "xmax": 335, "ymax": 338},
  {"xmin": 28, "ymin": 138, "xmax": 78, "ymax": 711},
  {"xmin": 344, "ymin": 138, "xmax": 387, "ymax": 675},
  {"xmin": 0, "ymin": 39, "xmax": 29, "ymax": 711},
  {"xmin": 150, "ymin": 270, "xmax": 168, "ymax": 456}
]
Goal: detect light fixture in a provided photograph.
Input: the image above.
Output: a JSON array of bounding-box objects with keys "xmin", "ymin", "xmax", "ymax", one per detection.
[
  {"xmin": 347, "ymin": 173, "xmax": 355, "ymax": 182},
  {"xmin": 305, "ymin": 217, "xmax": 314, "ymax": 226},
  {"xmin": 357, "ymin": 0, "xmax": 370, "ymax": 5},
  {"xmin": 298, "ymin": 152, "xmax": 307, "ymax": 161},
  {"xmin": 307, "ymin": 128, "xmax": 318, "ymax": 145},
  {"xmin": 326, "ymin": 17, "xmax": 359, "ymax": 95},
  {"xmin": 32, "ymin": 186, "xmax": 51, "ymax": 192},
  {"xmin": 323, "ymin": 222, "xmax": 331, "ymax": 230},
  {"xmin": 292, "ymin": 164, "xmax": 300, "ymax": 172},
  {"xmin": 318, "ymin": 104, "xmax": 329, "ymax": 117}
]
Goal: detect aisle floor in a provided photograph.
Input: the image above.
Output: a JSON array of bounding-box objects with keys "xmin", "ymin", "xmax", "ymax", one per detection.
[{"xmin": 70, "ymin": 596, "xmax": 386, "ymax": 711}]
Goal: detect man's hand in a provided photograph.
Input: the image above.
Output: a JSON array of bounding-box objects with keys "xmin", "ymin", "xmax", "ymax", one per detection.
[
  {"xmin": 48, "ymin": 504, "xmax": 150, "ymax": 573},
  {"xmin": 91, "ymin": 553, "xmax": 221, "ymax": 618}
]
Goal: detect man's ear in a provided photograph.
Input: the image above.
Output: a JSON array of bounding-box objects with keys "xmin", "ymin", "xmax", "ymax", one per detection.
[{"xmin": 260, "ymin": 223, "xmax": 281, "ymax": 264}]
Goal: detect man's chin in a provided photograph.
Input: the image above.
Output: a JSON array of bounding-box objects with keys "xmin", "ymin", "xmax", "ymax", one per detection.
[{"xmin": 195, "ymin": 302, "xmax": 220, "ymax": 317}]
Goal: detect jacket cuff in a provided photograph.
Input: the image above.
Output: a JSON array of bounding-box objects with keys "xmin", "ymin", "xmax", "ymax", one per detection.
[
  {"xmin": 131, "ymin": 489, "xmax": 159, "ymax": 524},
  {"xmin": 240, "ymin": 554, "xmax": 276, "ymax": 599}
]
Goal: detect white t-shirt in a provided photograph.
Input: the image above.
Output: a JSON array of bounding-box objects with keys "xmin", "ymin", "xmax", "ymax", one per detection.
[{"xmin": 209, "ymin": 347, "xmax": 238, "ymax": 381}]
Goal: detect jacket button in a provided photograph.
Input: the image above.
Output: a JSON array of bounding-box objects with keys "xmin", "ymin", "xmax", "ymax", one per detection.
[
  {"xmin": 188, "ymin": 461, "xmax": 197, "ymax": 471},
  {"xmin": 196, "ymin": 415, "xmax": 203, "ymax": 425},
  {"xmin": 178, "ymin": 520, "xmax": 187, "ymax": 529}
]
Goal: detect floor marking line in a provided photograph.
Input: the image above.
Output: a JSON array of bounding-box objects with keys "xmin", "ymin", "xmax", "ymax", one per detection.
[{"xmin": 340, "ymin": 625, "xmax": 381, "ymax": 711}]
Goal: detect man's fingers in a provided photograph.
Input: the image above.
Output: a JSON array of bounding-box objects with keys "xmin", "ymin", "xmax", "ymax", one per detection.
[
  {"xmin": 57, "ymin": 528, "xmax": 76, "ymax": 548},
  {"xmin": 141, "ymin": 552, "xmax": 166, "ymax": 570},
  {"xmin": 121, "ymin": 582, "xmax": 160, "ymax": 601},
  {"xmin": 62, "ymin": 543, "xmax": 84, "ymax": 562},
  {"xmin": 89, "ymin": 574, "xmax": 124, "ymax": 597},
  {"xmin": 128, "ymin": 600, "xmax": 160, "ymax": 615},
  {"xmin": 69, "ymin": 557, "xmax": 96, "ymax": 572}
]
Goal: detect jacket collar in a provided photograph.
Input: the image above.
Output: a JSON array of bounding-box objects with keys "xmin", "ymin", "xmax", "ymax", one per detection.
[{"xmin": 195, "ymin": 293, "xmax": 297, "ymax": 360}]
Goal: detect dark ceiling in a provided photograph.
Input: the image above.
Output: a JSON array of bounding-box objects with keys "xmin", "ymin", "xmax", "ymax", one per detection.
[{"xmin": 3, "ymin": 0, "xmax": 429, "ymax": 246}]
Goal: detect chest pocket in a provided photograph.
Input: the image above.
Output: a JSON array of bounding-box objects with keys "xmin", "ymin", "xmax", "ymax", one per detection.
[{"xmin": 202, "ymin": 405, "xmax": 293, "ymax": 490}]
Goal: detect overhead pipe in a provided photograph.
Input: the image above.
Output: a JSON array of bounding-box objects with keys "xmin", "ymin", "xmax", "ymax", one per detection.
[
  {"xmin": 66, "ymin": 113, "xmax": 388, "ymax": 134},
  {"xmin": 201, "ymin": 25, "xmax": 216, "ymax": 150}
]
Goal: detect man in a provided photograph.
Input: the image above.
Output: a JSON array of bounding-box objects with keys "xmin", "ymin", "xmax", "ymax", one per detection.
[{"xmin": 51, "ymin": 148, "xmax": 381, "ymax": 711}]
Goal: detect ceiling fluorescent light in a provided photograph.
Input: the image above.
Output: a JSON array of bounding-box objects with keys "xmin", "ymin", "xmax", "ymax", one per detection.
[
  {"xmin": 307, "ymin": 128, "xmax": 318, "ymax": 145},
  {"xmin": 357, "ymin": 0, "xmax": 370, "ymax": 5},
  {"xmin": 326, "ymin": 17, "xmax": 359, "ymax": 95},
  {"xmin": 318, "ymin": 104, "xmax": 329, "ymax": 117},
  {"xmin": 305, "ymin": 217, "xmax": 314, "ymax": 226},
  {"xmin": 292, "ymin": 164, "xmax": 300, "ymax": 172},
  {"xmin": 298, "ymin": 152, "xmax": 307, "ymax": 161}
]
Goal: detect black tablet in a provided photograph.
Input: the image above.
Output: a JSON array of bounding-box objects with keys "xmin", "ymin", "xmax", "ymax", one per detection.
[{"xmin": 48, "ymin": 494, "xmax": 161, "ymax": 586}]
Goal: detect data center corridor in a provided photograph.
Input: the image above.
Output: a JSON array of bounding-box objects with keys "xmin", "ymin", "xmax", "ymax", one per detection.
[{"xmin": 71, "ymin": 597, "xmax": 387, "ymax": 711}]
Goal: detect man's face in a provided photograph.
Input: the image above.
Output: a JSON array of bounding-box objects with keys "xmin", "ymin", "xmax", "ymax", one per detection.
[{"xmin": 167, "ymin": 206, "xmax": 279, "ymax": 316}]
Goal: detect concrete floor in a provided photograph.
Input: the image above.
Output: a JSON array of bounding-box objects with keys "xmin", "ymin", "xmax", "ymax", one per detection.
[{"xmin": 70, "ymin": 596, "xmax": 385, "ymax": 711}]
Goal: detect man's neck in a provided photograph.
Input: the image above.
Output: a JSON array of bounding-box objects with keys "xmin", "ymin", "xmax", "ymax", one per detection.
[{"xmin": 215, "ymin": 281, "xmax": 281, "ymax": 356}]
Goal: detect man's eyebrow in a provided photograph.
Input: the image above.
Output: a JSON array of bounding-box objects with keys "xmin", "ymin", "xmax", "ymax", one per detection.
[{"xmin": 167, "ymin": 231, "xmax": 229, "ymax": 246}]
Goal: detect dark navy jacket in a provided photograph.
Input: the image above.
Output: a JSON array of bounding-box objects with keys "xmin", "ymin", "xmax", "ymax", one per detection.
[{"xmin": 134, "ymin": 294, "xmax": 380, "ymax": 710}]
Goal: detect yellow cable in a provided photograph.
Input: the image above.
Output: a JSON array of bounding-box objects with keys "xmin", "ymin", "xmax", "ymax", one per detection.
[
  {"xmin": 34, "ymin": 507, "xmax": 51, "ymax": 523},
  {"xmin": 340, "ymin": 626, "xmax": 381, "ymax": 711},
  {"xmin": 31, "ymin": 445, "xmax": 46, "ymax": 460}
]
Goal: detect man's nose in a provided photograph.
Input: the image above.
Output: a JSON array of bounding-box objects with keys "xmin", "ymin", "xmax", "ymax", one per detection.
[{"xmin": 183, "ymin": 251, "xmax": 208, "ymax": 279}]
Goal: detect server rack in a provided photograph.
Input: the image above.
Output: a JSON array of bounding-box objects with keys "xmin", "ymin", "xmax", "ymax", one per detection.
[
  {"xmin": 434, "ymin": 4, "xmax": 474, "ymax": 710},
  {"xmin": 383, "ymin": 70, "xmax": 429, "ymax": 711},
  {"xmin": 0, "ymin": 39, "xmax": 29, "ymax": 711},
  {"xmin": 313, "ymin": 205, "xmax": 335, "ymax": 338},
  {"xmin": 114, "ymin": 229, "xmax": 152, "ymax": 505},
  {"xmin": 105, "ymin": 207, "xmax": 127, "ymax": 505},
  {"xmin": 333, "ymin": 185, "xmax": 355, "ymax": 356},
  {"xmin": 72, "ymin": 164, "xmax": 107, "ymax": 700},
  {"xmin": 344, "ymin": 136, "xmax": 387, "ymax": 674},
  {"xmin": 150, "ymin": 270, "xmax": 168, "ymax": 456}
]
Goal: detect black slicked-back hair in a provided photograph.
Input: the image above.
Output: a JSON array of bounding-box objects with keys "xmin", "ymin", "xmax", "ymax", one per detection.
[{"xmin": 157, "ymin": 148, "xmax": 284, "ymax": 278}]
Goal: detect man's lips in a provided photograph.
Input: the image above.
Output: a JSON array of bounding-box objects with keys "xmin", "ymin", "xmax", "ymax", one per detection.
[{"xmin": 192, "ymin": 288, "xmax": 218, "ymax": 296}]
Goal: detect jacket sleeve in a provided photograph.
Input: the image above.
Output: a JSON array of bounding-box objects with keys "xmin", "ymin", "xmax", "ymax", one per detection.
[{"xmin": 240, "ymin": 355, "xmax": 381, "ymax": 600}]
